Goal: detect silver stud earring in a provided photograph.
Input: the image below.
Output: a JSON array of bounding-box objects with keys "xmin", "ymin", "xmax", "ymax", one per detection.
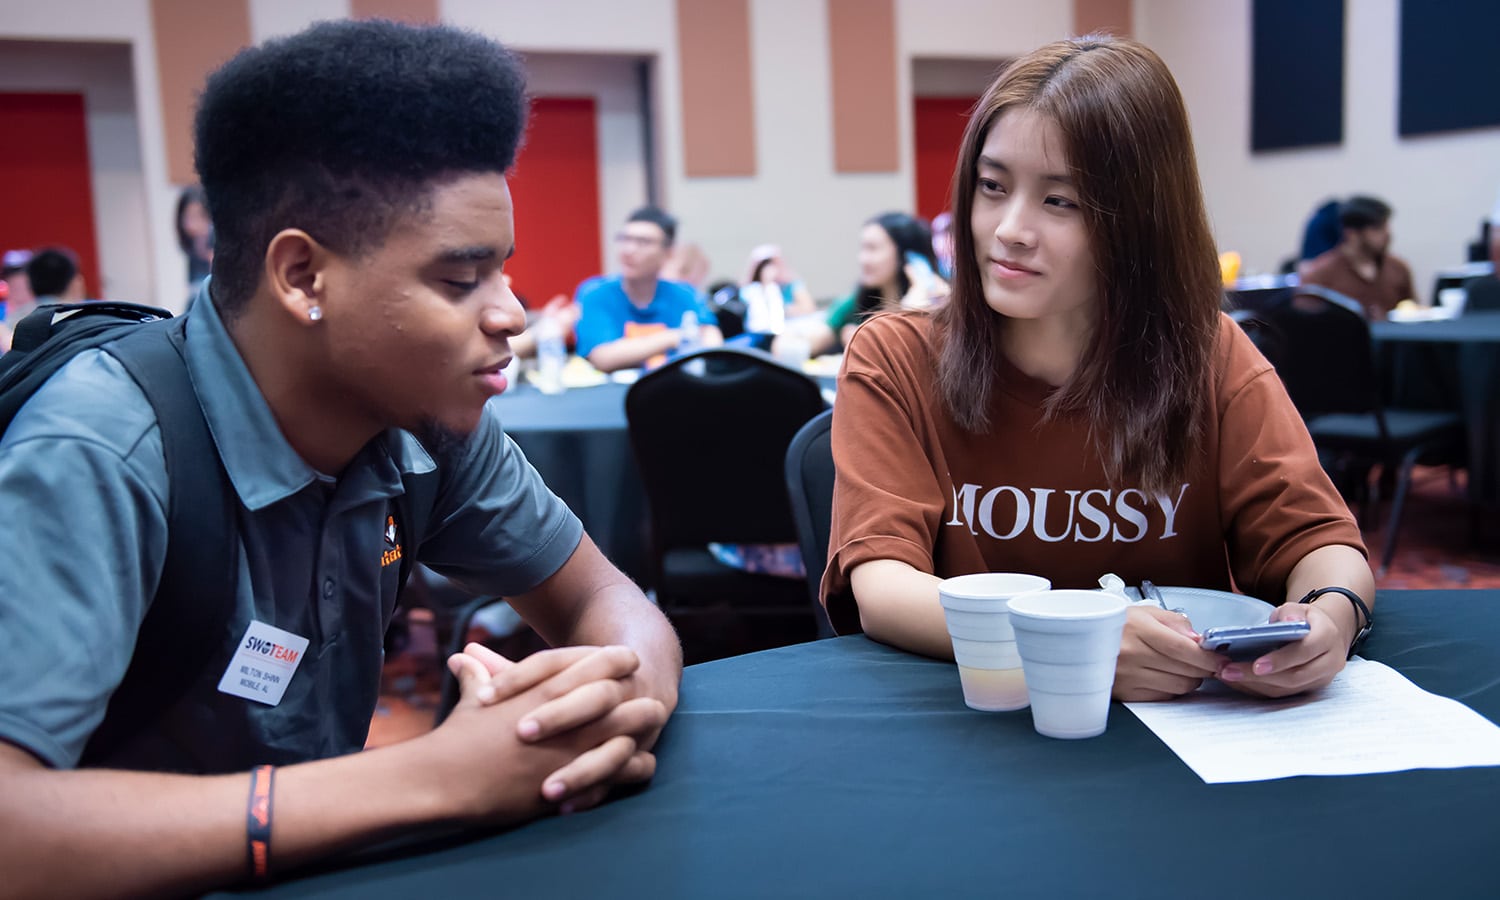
[{"xmin": 308, "ymin": 306, "xmax": 323, "ymax": 322}]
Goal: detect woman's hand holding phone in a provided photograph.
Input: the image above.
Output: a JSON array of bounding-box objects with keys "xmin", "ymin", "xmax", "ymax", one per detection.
[
  {"xmin": 1113, "ymin": 605, "xmax": 1226, "ymax": 702},
  {"xmin": 1216, "ymin": 602, "xmax": 1349, "ymax": 698}
]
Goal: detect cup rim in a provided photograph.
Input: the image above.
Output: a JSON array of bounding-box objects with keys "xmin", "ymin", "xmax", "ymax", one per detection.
[
  {"xmin": 1008, "ymin": 588, "xmax": 1128, "ymax": 620},
  {"xmin": 939, "ymin": 572, "xmax": 1052, "ymax": 601}
]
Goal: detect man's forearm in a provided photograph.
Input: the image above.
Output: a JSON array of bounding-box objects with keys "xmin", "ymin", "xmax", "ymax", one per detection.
[
  {"xmin": 566, "ymin": 584, "xmax": 682, "ymax": 722},
  {"xmin": 0, "ymin": 736, "xmax": 461, "ymax": 898},
  {"xmin": 507, "ymin": 538, "xmax": 683, "ymax": 738},
  {"xmin": 586, "ymin": 331, "xmax": 681, "ymax": 373},
  {"xmin": 851, "ymin": 559, "xmax": 952, "ymax": 661}
]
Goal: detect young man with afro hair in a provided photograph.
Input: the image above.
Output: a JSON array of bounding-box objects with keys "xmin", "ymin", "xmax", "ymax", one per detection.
[{"xmin": 0, "ymin": 20, "xmax": 680, "ymax": 896}]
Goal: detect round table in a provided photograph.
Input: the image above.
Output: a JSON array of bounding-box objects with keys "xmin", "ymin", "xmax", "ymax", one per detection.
[
  {"xmin": 229, "ymin": 588, "xmax": 1500, "ymax": 898},
  {"xmin": 1372, "ymin": 311, "xmax": 1500, "ymax": 507}
]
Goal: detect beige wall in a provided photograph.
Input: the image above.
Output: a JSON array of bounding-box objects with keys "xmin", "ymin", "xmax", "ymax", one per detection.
[
  {"xmin": 249, "ymin": 0, "xmax": 348, "ymax": 41},
  {"xmin": 7, "ymin": 0, "xmax": 1498, "ymax": 308},
  {"xmin": 0, "ymin": 0, "xmax": 177, "ymax": 308},
  {"xmin": 0, "ymin": 41, "xmax": 152, "ymax": 303},
  {"xmin": 1139, "ymin": 0, "xmax": 1500, "ymax": 298},
  {"xmin": 685, "ymin": 0, "xmax": 904, "ymax": 295},
  {"xmin": 679, "ymin": 0, "xmax": 1077, "ymax": 295}
]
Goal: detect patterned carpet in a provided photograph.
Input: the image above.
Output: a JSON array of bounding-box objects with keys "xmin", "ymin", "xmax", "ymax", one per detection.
[
  {"xmin": 1362, "ymin": 466, "xmax": 1500, "ymax": 589},
  {"xmin": 367, "ymin": 464, "xmax": 1500, "ymax": 748}
]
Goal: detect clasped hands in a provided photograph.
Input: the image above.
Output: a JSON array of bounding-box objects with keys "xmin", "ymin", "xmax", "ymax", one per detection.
[
  {"xmin": 439, "ymin": 643, "xmax": 670, "ymax": 822},
  {"xmin": 1113, "ymin": 603, "xmax": 1351, "ymax": 702}
]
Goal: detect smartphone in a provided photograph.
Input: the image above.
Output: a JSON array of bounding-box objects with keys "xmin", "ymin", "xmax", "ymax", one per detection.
[{"xmin": 1199, "ymin": 621, "xmax": 1310, "ymax": 661}]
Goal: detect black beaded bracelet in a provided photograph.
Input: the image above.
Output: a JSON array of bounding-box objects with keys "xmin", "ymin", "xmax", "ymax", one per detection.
[
  {"xmin": 1297, "ymin": 587, "xmax": 1373, "ymax": 659},
  {"xmin": 246, "ymin": 764, "xmax": 275, "ymax": 883}
]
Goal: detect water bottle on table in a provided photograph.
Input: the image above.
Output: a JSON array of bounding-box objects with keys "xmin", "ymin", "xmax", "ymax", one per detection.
[
  {"xmin": 678, "ymin": 309, "xmax": 699, "ymax": 353},
  {"xmin": 535, "ymin": 315, "xmax": 567, "ymax": 394}
]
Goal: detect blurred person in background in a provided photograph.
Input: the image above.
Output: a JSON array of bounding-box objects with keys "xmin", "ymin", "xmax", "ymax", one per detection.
[
  {"xmin": 931, "ymin": 211, "xmax": 955, "ymax": 279},
  {"xmin": 0, "ymin": 249, "xmax": 35, "ymax": 352},
  {"xmin": 775, "ymin": 212, "xmax": 946, "ymax": 360},
  {"xmin": 660, "ymin": 240, "xmax": 712, "ymax": 302},
  {"xmin": 736, "ymin": 243, "xmax": 816, "ymax": 342},
  {"xmin": 574, "ymin": 206, "xmax": 720, "ymax": 372},
  {"xmin": 23, "ymin": 246, "xmax": 85, "ymax": 310},
  {"xmin": 1290, "ymin": 198, "xmax": 1342, "ymax": 276},
  {"xmin": 177, "ymin": 185, "xmax": 215, "ymax": 292},
  {"xmin": 1, "ymin": 249, "xmax": 34, "ymax": 317},
  {"xmin": 1490, "ymin": 184, "xmax": 1500, "ymax": 269},
  {"xmin": 1299, "ymin": 195, "xmax": 1415, "ymax": 320}
]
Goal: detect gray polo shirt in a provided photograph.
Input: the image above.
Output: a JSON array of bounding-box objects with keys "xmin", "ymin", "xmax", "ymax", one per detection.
[{"xmin": 0, "ymin": 295, "xmax": 583, "ymax": 772}]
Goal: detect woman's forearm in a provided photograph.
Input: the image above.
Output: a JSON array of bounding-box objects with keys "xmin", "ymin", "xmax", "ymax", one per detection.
[{"xmin": 850, "ymin": 560, "xmax": 953, "ymax": 660}]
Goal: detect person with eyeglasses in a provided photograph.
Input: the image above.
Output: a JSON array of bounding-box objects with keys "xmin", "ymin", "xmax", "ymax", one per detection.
[{"xmin": 573, "ymin": 207, "xmax": 721, "ymax": 372}]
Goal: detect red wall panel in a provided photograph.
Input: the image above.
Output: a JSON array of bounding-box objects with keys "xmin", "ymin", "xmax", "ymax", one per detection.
[
  {"xmin": 0, "ymin": 93, "xmax": 101, "ymax": 299},
  {"xmin": 504, "ymin": 97, "xmax": 603, "ymax": 306},
  {"xmin": 913, "ymin": 96, "xmax": 976, "ymax": 222}
]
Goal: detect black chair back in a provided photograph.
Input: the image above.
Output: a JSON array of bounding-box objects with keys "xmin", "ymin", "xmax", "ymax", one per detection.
[
  {"xmin": 1224, "ymin": 284, "xmax": 1293, "ymax": 314},
  {"xmin": 784, "ymin": 408, "xmax": 835, "ymax": 635},
  {"xmin": 708, "ymin": 283, "xmax": 747, "ymax": 339},
  {"xmin": 1260, "ymin": 295, "xmax": 1467, "ymax": 576},
  {"xmin": 1464, "ymin": 275, "xmax": 1500, "ymax": 313},
  {"xmin": 1260, "ymin": 292, "xmax": 1383, "ymax": 423},
  {"xmin": 1227, "ymin": 308, "xmax": 1288, "ymax": 370},
  {"xmin": 626, "ymin": 347, "xmax": 828, "ymax": 556}
]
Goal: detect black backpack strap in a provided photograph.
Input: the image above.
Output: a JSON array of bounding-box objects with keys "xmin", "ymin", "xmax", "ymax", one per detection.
[
  {"xmin": 6, "ymin": 302, "xmax": 174, "ymax": 354},
  {"xmin": 0, "ymin": 304, "xmax": 176, "ymax": 431},
  {"xmin": 79, "ymin": 317, "xmax": 237, "ymax": 766}
]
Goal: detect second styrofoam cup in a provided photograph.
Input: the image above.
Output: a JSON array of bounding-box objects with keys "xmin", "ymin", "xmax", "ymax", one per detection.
[{"xmin": 1007, "ymin": 589, "xmax": 1128, "ymax": 739}]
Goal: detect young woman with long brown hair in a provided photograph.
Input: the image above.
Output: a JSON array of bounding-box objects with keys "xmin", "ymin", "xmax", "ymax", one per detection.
[{"xmin": 822, "ymin": 36, "xmax": 1373, "ymax": 702}]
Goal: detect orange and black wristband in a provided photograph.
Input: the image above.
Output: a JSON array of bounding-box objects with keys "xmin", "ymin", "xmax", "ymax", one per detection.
[{"xmin": 246, "ymin": 765, "xmax": 275, "ymax": 883}]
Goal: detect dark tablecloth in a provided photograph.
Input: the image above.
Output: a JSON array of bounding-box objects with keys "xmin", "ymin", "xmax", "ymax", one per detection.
[
  {"xmin": 489, "ymin": 382, "xmax": 651, "ymax": 585},
  {"xmin": 224, "ymin": 589, "xmax": 1500, "ymax": 898},
  {"xmin": 1372, "ymin": 313, "xmax": 1500, "ymax": 505}
]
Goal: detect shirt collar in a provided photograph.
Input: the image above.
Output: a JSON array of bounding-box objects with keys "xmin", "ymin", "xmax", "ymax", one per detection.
[{"xmin": 183, "ymin": 281, "xmax": 434, "ymax": 510}]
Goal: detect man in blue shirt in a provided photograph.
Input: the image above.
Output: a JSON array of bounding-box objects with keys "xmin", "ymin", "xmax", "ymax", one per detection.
[
  {"xmin": 0, "ymin": 21, "xmax": 680, "ymax": 896},
  {"xmin": 574, "ymin": 206, "xmax": 721, "ymax": 371}
]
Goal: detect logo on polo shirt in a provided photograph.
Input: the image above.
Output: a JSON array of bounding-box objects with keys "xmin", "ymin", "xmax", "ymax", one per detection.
[{"xmin": 381, "ymin": 514, "xmax": 403, "ymax": 567}]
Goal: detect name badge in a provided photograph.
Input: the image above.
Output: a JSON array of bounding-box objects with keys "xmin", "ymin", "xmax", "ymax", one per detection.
[{"xmin": 216, "ymin": 620, "xmax": 310, "ymax": 707}]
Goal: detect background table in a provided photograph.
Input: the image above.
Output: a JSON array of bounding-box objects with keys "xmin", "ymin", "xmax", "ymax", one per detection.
[
  {"xmin": 1372, "ymin": 312, "xmax": 1500, "ymax": 506},
  {"xmin": 226, "ymin": 589, "xmax": 1500, "ymax": 898},
  {"xmin": 489, "ymin": 382, "xmax": 651, "ymax": 586},
  {"xmin": 488, "ymin": 368, "xmax": 839, "ymax": 589}
]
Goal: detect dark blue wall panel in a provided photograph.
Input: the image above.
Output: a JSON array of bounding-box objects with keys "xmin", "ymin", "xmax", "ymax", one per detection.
[
  {"xmin": 1399, "ymin": 0, "xmax": 1500, "ymax": 137},
  {"xmin": 1251, "ymin": 0, "xmax": 1345, "ymax": 152}
]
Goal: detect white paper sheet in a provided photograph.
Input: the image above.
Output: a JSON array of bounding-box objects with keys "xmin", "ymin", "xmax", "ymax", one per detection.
[{"xmin": 1124, "ymin": 658, "xmax": 1500, "ymax": 783}]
